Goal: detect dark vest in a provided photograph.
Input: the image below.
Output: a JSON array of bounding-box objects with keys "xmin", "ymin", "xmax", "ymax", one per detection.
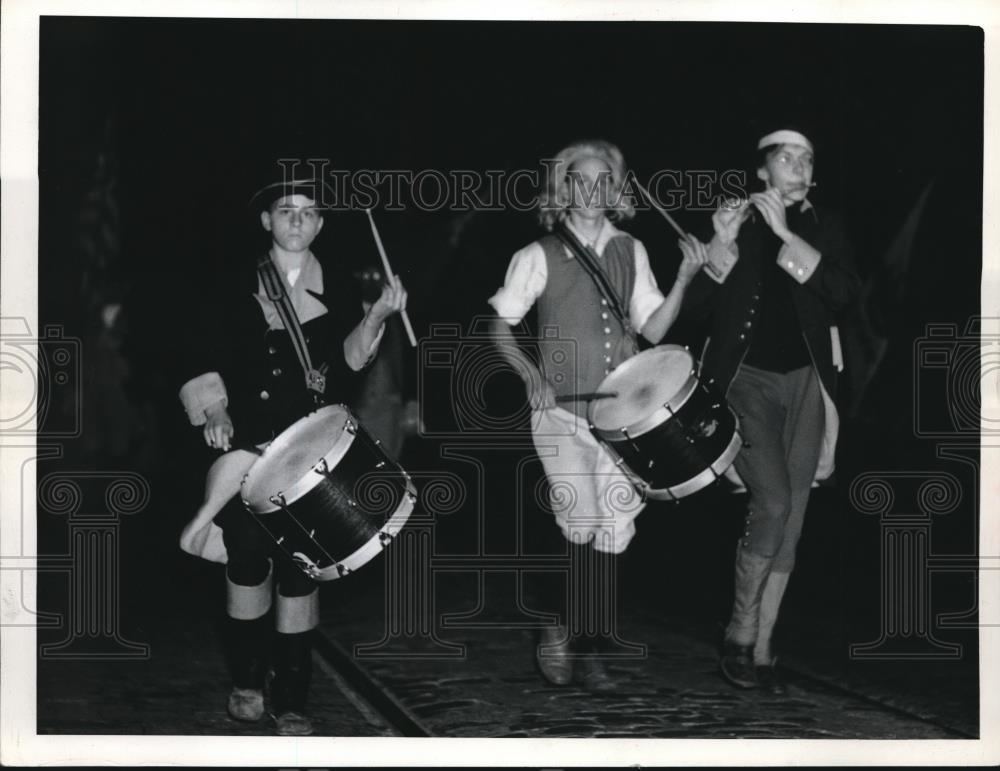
[{"xmin": 535, "ymin": 233, "xmax": 638, "ymax": 417}]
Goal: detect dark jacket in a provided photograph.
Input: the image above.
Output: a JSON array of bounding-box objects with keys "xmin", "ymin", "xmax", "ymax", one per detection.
[
  {"xmin": 682, "ymin": 204, "xmax": 861, "ymax": 398},
  {"xmin": 180, "ymin": 255, "xmax": 366, "ymax": 446}
]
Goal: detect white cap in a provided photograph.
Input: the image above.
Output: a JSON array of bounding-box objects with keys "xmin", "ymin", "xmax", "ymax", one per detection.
[{"xmin": 757, "ymin": 129, "xmax": 814, "ymax": 153}]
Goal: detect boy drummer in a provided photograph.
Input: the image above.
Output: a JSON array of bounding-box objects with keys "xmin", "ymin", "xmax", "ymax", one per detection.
[{"xmin": 177, "ymin": 176, "xmax": 407, "ymax": 735}]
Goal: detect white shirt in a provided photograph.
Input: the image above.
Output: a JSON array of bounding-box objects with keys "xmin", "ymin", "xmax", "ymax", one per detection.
[{"xmin": 488, "ymin": 219, "xmax": 666, "ymax": 330}]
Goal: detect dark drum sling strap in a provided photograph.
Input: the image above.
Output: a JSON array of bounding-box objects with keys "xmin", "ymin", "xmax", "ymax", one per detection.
[
  {"xmin": 554, "ymin": 222, "xmax": 639, "ymax": 341},
  {"xmin": 257, "ymin": 255, "xmax": 327, "ymax": 401}
]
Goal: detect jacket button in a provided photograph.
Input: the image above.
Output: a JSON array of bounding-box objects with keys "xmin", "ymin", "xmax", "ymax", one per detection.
[
  {"xmin": 604, "ymin": 327, "xmax": 611, "ymax": 334},
  {"xmin": 600, "ymin": 299, "xmax": 608, "ymax": 306},
  {"xmin": 749, "ymin": 308, "xmax": 756, "ymax": 315},
  {"xmin": 272, "ymin": 367, "xmax": 282, "ymax": 377},
  {"xmin": 268, "ymin": 346, "xmax": 277, "ymax": 355},
  {"xmin": 304, "ymin": 336, "xmax": 311, "ymax": 344},
  {"xmin": 752, "ymin": 294, "xmax": 760, "ymax": 301},
  {"xmin": 601, "ymin": 312, "xmax": 609, "ymax": 320},
  {"xmin": 787, "ymin": 261, "xmax": 795, "ymax": 269},
  {"xmin": 738, "ymin": 333, "xmax": 746, "ymax": 341},
  {"xmin": 743, "ymin": 321, "xmax": 752, "ymax": 329},
  {"xmin": 260, "ymin": 390, "xmax": 270, "ymax": 400},
  {"xmin": 797, "ymin": 268, "xmax": 805, "ymax": 276},
  {"xmin": 605, "ymin": 341, "xmax": 612, "ymax": 349}
]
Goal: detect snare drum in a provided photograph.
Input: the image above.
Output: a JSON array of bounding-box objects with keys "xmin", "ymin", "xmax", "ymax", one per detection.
[
  {"xmin": 240, "ymin": 405, "xmax": 416, "ymax": 580},
  {"xmin": 588, "ymin": 345, "xmax": 742, "ymax": 500}
]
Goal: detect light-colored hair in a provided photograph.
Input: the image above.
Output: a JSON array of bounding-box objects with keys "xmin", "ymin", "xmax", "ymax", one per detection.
[{"xmin": 536, "ymin": 139, "xmax": 636, "ymax": 231}]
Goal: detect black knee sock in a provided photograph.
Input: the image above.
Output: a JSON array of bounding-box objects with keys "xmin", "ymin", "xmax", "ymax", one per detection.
[
  {"xmin": 226, "ymin": 615, "xmax": 271, "ymax": 690},
  {"xmin": 271, "ymin": 631, "xmax": 313, "ymax": 713},
  {"xmin": 572, "ymin": 544, "xmax": 620, "ymax": 653}
]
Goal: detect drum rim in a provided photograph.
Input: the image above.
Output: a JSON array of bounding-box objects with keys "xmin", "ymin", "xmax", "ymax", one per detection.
[
  {"xmin": 644, "ymin": 418, "xmax": 743, "ymax": 500},
  {"xmin": 305, "ymin": 479, "xmax": 417, "ymax": 581},
  {"xmin": 242, "ymin": 404, "xmax": 357, "ymax": 514},
  {"xmin": 589, "ymin": 344, "xmax": 699, "ymax": 436}
]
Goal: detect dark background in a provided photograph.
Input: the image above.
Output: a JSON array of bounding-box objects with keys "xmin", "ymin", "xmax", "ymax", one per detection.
[{"xmin": 36, "ymin": 17, "xmax": 984, "ymax": 735}]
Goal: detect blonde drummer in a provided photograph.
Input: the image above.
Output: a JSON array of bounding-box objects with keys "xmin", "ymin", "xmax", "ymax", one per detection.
[{"xmin": 489, "ymin": 140, "xmax": 705, "ymax": 688}]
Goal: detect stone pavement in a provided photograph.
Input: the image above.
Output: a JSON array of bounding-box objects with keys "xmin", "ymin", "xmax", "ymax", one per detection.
[
  {"xmin": 320, "ymin": 582, "xmax": 959, "ymax": 740},
  {"xmin": 35, "ymin": 524, "xmax": 971, "ymax": 741}
]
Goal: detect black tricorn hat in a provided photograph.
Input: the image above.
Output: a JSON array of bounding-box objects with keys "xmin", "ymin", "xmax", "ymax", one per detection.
[{"xmin": 247, "ymin": 177, "xmax": 337, "ymax": 212}]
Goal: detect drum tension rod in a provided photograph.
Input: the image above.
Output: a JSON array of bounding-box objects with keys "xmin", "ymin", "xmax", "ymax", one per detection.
[{"xmin": 314, "ymin": 457, "xmax": 330, "ymax": 476}]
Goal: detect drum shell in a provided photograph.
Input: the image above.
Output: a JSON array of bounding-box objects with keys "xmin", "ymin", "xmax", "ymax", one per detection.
[
  {"xmin": 601, "ymin": 382, "xmax": 740, "ymax": 496},
  {"xmin": 241, "ymin": 410, "xmax": 416, "ymax": 581}
]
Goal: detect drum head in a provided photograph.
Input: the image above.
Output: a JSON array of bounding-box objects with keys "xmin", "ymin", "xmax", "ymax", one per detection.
[
  {"xmin": 242, "ymin": 405, "xmax": 352, "ymax": 508},
  {"xmin": 589, "ymin": 345, "xmax": 695, "ymax": 430}
]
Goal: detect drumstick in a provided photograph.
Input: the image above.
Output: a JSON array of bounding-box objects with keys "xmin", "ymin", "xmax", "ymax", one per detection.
[
  {"xmin": 555, "ymin": 391, "xmax": 619, "ymax": 403},
  {"xmin": 364, "ymin": 208, "xmax": 418, "ymax": 348},
  {"xmin": 633, "ymin": 180, "xmax": 688, "ymax": 239}
]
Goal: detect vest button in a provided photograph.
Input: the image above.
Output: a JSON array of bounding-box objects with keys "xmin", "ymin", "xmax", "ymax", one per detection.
[
  {"xmin": 604, "ymin": 342, "xmax": 611, "ymax": 349},
  {"xmin": 601, "ymin": 312, "xmax": 609, "ymax": 320},
  {"xmin": 268, "ymin": 346, "xmax": 277, "ymax": 355},
  {"xmin": 260, "ymin": 390, "xmax": 270, "ymax": 400},
  {"xmin": 600, "ymin": 299, "xmax": 608, "ymax": 306},
  {"xmin": 738, "ymin": 333, "xmax": 746, "ymax": 341},
  {"xmin": 272, "ymin": 367, "xmax": 282, "ymax": 377},
  {"xmin": 743, "ymin": 321, "xmax": 752, "ymax": 329},
  {"xmin": 787, "ymin": 261, "xmax": 795, "ymax": 269},
  {"xmin": 604, "ymin": 327, "xmax": 611, "ymax": 334}
]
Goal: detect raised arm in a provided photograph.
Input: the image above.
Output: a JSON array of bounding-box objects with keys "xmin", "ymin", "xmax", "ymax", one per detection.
[
  {"xmin": 639, "ymin": 236, "xmax": 707, "ymax": 344},
  {"xmin": 343, "ymin": 273, "xmax": 407, "ymax": 371}
]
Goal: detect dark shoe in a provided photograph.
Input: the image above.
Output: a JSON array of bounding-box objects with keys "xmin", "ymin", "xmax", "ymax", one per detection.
[
  {"xmin": 754, "ymin": 662, "xmax": 788, "ymax": 696},
  {"xmin": 227, "ymin": 687, "xmax": 265, "ymax": 721},
  {"xmin": 719, "ymin": 640, "xmax": 758, "ymax": 689},
  {"xmin": 576, "ymin": 656, "xmax": 617, "ymax": 693},
  {"xmin": 537, "ymin": 625, "xmax": 573, "ymax": 686},
  {"xmin": 275, "ymin": 710, "xmax": 314, "ymax": 736}
]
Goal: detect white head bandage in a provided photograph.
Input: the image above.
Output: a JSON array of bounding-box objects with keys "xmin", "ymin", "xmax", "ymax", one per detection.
[{"xmin": 757, "ymin": 130, "xmax": 813, "ymax": 153}]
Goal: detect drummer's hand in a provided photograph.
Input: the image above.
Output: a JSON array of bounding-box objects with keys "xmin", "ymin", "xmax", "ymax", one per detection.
[
  {"xmin": 368, "ymin": 273, "xmax": 408, "ymax": 326},
  {"xmin": 676, "ymin": 234, "xmax": 708, "ymax": 284},
  {"xmin": 712, "ymin": 198, "xmax": 751, "ymax": 244},
  {"xmin": 526, "ymin": 378, "xmax": 556, "ymax": 411},
  {"xmin": 203, "ymin": 402, "xmax": 234, "ymax": 452}
]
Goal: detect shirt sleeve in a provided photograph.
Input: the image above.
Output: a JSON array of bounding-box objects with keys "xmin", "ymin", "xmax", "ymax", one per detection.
[
  {"xmin": 487, "ymin": 242, "xmax": 547, "ymax": 325},
  {"xmin": 629, "ymin": 238, "xmax": 666, "ymax": 331},
  {"xmin": 178, "ymin": 371, "xmax": 228, "ymax": 426}
]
